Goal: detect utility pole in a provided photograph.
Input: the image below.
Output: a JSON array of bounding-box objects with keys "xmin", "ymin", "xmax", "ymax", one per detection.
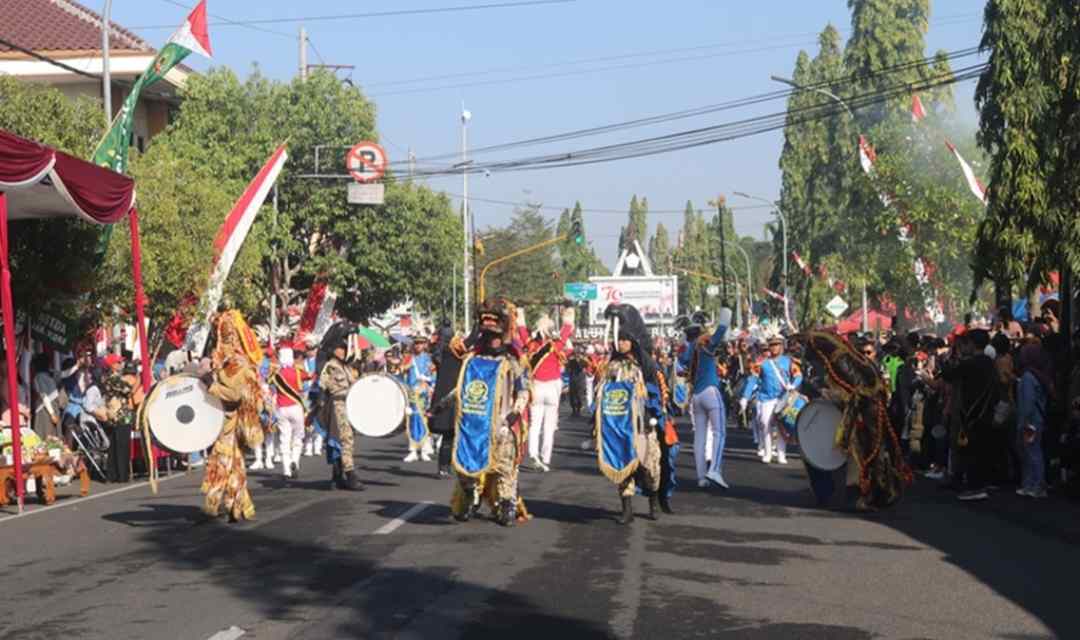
[
  {"xmin": 461, "ymin": 105, "xmax": 472, "ymax": 332},
  {"xmin": 298, "ymin": 27, "xmax": 307, "ymax": 80},
  {"xmin": 710, "ymin": 195, "xmax": 729, "ymax": 305},
  {"xmin": 101, "ymin": 0, "xmax": 113, "ymax": 125}
]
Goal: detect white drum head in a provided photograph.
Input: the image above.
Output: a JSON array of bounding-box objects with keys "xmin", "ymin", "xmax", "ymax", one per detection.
[
  {"xmin": 796, "ymin": 399, "xmax": 848, "ymax": 471},
  {"xmin": 146, "ymin": 374, "xmax": 225, "ymax": 454},
  {"xmin": 347, "ymin": 374, "xmax": 408, "ymax": 438}
]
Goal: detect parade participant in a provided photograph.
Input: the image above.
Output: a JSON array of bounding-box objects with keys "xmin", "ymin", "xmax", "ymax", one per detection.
[
  {"xmin": 318, "ymin": 322, "xmax": 362, "ymax": 491},
  {"xmin": 741, "ymin": 332, "xmax": 802, "ymax": 465},
  {"xmin": 200, "ymin": 310, "xmax": 266, "ymax": 522},
  {"xmin": 249, "ymin": 348, "xmax": 278, "ymax": 471},
  {"xmin": 93, "ymin": 354, "xmax": 141, "ymax": 483},
  {"xmin": 566, "ymin": 344, "xmax": 589, "ymax": 418},
  {"xmin": 272, "ymin": 345, "xmax": 308, "ymax": 479},
  {"xmin": 402, "ymin": 335, "xmax": 436, "ymax": 463},
  {"xmin": 301, "ymin": 336, "xmax": 324, "ymax": 458},
  {"xmin": 678, "ymin": 309, "xmax": 733, "ymax": 488},
  {"xmin": 525, "ymin": 308, "xmax": 574, "ymax": 472},
  {"xmin": 594, "ymin": 304, "xmax": 666, "ymax": 524},
  {"xmin": 440, "ymin": 298, "xmax": 530, "ymax": 526}
]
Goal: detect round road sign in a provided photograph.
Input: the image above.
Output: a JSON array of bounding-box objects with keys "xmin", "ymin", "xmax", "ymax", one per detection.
[{"xmin": 346, "ymin": 141, "xmax": 388, "ymax": 183}]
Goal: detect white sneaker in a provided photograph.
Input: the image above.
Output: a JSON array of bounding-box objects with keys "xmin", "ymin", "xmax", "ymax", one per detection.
[
  {"xmin": 403, "ymin": 450, "xmax": 420, "ymax": 463},
  {"xmin": 777, "ymin": 454, "xmax": 788, "ymax": 465},
  {"xmin": 303, "ymin": 444, "xmax": 314, "ymax": 457},
  {"xmin": 531, "ymin": 457, "xmax": 550, "ymax": 472},
  {"xmin": 283, "ymin": 467, "xmax": 293, "ymax": 479},
  {"xmin": 761, "ymin": 453, "xmax": 772, "ymax": 464},
  {"xmin": 421, "ymin": 451, "xmax": 433, "ymax": 462},
  {"xmin": 697, "ymin": 478, "xmax": 710, "ymax": 488},
  {"xmin": 249, "ymin": 460, "xmax": 265, "ymax": 471},
  {"xmin": 706, "ymin": 470, "xmax": 729, "ymax": 489},
  {"xmin": 272, "ymin": 454, "xmax": 282, "ymax": 464},
  {"xmin": 757, "ymin": 448, "xmax": 765, "ymax": 458}
]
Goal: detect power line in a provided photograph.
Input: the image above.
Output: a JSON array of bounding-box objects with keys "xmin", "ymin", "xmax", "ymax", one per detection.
[
  {"xmin": 0, "ymin": 35, "xmax": 101, "ymax": 79},
  {"xmin": 433, "ymin": 192, "xmax": 778, "ymax": 215},
  {"xmin": 156, "ymin": 0, "xmax": 296, "ymax": 39},
  {"xmin": 137, "ymin": 0, "xmax": 575, "ymax": 29}
]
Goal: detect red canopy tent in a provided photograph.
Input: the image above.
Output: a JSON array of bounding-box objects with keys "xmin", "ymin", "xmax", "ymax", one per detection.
[
  {"xmin": 0, "ymin": 129, "xmax": 150, "ymax": 512},
  {"xmin": 836, "ymin": 308, "xmax": 895, "ymax": 334}
]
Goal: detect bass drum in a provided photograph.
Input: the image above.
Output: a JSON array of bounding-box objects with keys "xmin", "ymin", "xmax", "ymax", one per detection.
[
  {"xmin": 796, "ymin": 399, "xmax": 851, "ymax": 508},
  {"xmin": 346, "ymin": 373, "xmax": 409, "ymax": 438},
  {"xmin": 145, "ymin": 374, "xmax": 225, "ymax": 454}
]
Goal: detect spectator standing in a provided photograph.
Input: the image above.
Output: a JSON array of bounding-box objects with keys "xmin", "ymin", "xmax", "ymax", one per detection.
[{"xmin": 1016, "ymin": 342, "xmax": 1053, "ymax": 498}]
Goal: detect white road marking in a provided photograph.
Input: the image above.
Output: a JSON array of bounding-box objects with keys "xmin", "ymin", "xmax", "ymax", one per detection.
[
  {"xmin": 372, "ymin": 500, "xmax": 434, "ymax": 535},
  {"xmin": 0, "ymin": 472, "xmax": 188, "ymax": 524},
  {"xmin": 206, "ymin": 625, "xmax": 246, "ymax": 640}
]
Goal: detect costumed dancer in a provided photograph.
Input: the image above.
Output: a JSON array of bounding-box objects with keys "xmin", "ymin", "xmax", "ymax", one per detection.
[
  {"xmin": 440, "ymin": 298, "xmax": 531, "ymax": 526},
  {"xmin": 402, "ymin": 335, "xmax": 436, "ymax": 463},
  {"xmin": 741, "ymin": 332, "xmax": 802, "ymax": 465},
  {"xmin": 594, "ymin": 304, "xmax": 665, "ymax": 524},
  {"xmin": 677, "ymin": 309, "xmax": 733, "ymax": 489},
  {"xmin": 524, "ymin": 308, "xmax": 575, "ymax": 472},
  {"xmin": 200, "ymin": 310, "xmax": 267, "ymax": 522},
  {"xmin": 318, "ymin": 322, "xmax": 363, "ymax": 491},
  {"xmin": 272, "ymin": 344, "xmax": 308, "ymax": 479}
]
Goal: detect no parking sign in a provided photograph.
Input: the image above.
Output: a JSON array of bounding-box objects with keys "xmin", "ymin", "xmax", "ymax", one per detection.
[{"xmin": 346, "ymin": 141, "xmax": 388, "ymax": 183}]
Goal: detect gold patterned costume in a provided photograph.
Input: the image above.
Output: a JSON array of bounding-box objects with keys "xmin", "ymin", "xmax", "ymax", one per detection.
[{"xmin": 201, "ymin": 311, "xmax": 266, "ymax": 521}]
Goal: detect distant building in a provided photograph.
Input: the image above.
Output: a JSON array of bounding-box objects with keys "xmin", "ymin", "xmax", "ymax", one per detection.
[{"xmin": 0, "ymin": 0, "xmax": 192, "ymax": 153}]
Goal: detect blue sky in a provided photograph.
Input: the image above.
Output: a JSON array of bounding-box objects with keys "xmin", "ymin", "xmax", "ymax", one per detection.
[{"xmin": 115, "ymin": 0, "xmax": 987, "ymax": 268}]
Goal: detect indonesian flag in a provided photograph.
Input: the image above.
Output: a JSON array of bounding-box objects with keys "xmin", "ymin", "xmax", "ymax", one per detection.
[
  {"xmin": 168, "ymin": 0, "xmax": 213, "ymax": 59},
  {"xmin": 790, "ymin": 250, "xmax": 807, "ymax": 276},
  {"xmin": 298, "ymin": 279, "xmax": 338, "ymax": 342},
  {"xmin": 183, "ymin": 143, "xmax": 288, "ymax": 354},
  {"xmin": 911, "ymin": 94, "xmax": 927, "ymax": 123},
  {"xmin": 945, "ymin": 139, "xmax": 988, "ymax": 205},
  {"xmin": 762, "ymin": 288, "xmax": 788, "ymax": 303}
]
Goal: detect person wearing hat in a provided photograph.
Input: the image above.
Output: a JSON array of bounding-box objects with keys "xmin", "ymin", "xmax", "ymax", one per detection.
[
  {"xmin": 319, "ymin": 325, "xmax": 363, "ymax": 491},
  {"xmin": 401, "ymin": 334, "xmax": 436, "ymax": 463},
  {"xmin": 522, "ymin": 308, "xmax": 575, "ymax": 472},
  {"xmin": 95, "ymin": 353, "xmax": 139, "ymax": 483},
  {"xmin": 272, "ymin": 344, "xmax": 309, "ymax": 479},
  {"xmin": 300, "ymin": 335, "xmax": 324, "ymax": 458},
  {"xmin": 741, "ymin": 331, "xmax": 802, "ymax": 465},
  {"xmin": 677, "ymin": 308, "xmax": 733, "ymax": 489}
]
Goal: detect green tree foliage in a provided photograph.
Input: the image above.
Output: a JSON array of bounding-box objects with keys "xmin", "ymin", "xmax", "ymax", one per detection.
[
  {"xmin": 618, "ymin": 195, "xmax": 648, "ymax": 255},
  {"xmin": 556, "ymin": 201, "xmax": 605, "ymax": 283},
  {"xmin": 974, "ymin": 0, "xmax": 1080, "ymax": 291},
  {"xmin": 647, "ymin": 222, "xmax": 672, "ymax": 274},
  {"xmin": 477, "ymin": 204, "xmax": 559, "ymax": 311},
  {"xmin": 672, "ymin": 202, "xmax": 712, "ymax": 313}
]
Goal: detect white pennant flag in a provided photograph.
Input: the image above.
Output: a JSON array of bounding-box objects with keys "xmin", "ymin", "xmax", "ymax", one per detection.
[{"xmin": 945, "ymin": 140, "xmax": 988, "ymax": 206}]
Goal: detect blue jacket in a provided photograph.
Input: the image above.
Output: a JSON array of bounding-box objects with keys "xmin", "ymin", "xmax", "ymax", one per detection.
[
  {"xmin": 742, "ymin": 354, "xmax": 802, "ymax": 402},
  {"xmin": 1017, "ymin": 371, "xmax": 1047, "ymax": 432},
  {"xmin": 677, "ymin": 322, "xmax": 729, "ymax": 395}
]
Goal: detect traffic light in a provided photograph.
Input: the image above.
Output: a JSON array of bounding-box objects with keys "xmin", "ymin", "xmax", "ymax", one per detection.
[{"xmin": 570, "ymin": 219, "xmax": 584, "ymax": 245}]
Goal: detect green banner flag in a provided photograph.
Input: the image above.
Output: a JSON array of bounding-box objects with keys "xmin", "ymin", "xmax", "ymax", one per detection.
[{"xmin": 92, "ymin": 0, "xmax": 213, "ymax": 257}]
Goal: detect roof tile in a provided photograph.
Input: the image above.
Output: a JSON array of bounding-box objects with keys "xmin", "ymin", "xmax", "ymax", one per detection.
[{"xmin": 0, "ymin": 0, "xmax": 153, "ymax": 54}]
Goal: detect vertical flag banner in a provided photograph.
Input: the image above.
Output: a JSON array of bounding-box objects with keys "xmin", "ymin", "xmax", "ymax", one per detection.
[
  {"xmin": 183, "ymin": 144, "xmax": 288, "ymax": 355},
  {"xmin": 93, "ymin": 0, "xmax": 213, "ymax": 257},
  {"xmin": 944, "ymin": 140, "xmax": 988, "ymax": 206},
  {"xmin": 911, "ymin": 94, "xmax": 927, "ymax": 123}
]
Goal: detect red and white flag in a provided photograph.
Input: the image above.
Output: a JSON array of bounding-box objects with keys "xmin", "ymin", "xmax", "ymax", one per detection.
[
  {"xmin": 791, "ymin": 250, "xmax": 812, "ymax": 277},
  {"xmin": 298, "ymin": 279, "xmax": 338, "ymax": 342},
  {"xmin": 183, "ymin": 143, "xmax": 289, "ymax": 354},
  {"xmin": 944, "ymin": 139, "xmax": 988, "ymax": 205},
  {"xmin": 911, "ymin": 94, "xmax": 927, "ymax": 123},
  {"xmin": 858, "ymin": 135, "xmax": 877, "ymax": 175},
  {"xmin": 168, "ymin": 0, "xmax": 213, "ymax": 59}
]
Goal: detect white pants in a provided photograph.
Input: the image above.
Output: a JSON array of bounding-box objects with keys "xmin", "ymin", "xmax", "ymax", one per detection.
[
  {"xmin": 754, "ymin": 399, "xmax": 785, "ymax": 458},
  {"xmin": 277, "ymin": 404, "xmax": 305, "ymax": 471},
  {"xmin": 691, "ymin": 386, "xmax": 726, "ymax": 480},
  {"xmin": 529, "ymin": 378, "xmax": 562, "ymax": 464}
]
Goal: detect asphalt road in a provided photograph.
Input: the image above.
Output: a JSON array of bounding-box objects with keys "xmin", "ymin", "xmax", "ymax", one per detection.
[{"xmin": 0, "ymin": 407, "xmax": 1075, "ymax": 640}]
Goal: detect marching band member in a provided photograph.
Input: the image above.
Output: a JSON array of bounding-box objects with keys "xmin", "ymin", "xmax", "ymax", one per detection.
[
  {"xmin": 436, "ymin": 298, "xmax": 531, "ymax": 526},
  {"xmin": 301, "ymin": 336, "xmax": 324, "ymax": 458},
  {"xmin": 594, "ymin": 304, "xmax": 665, "ymax": 524},
  {"xmin": 319, "ymin": 323, "xmax": 363, "ymax": 491},
  {"xmin": 272, "ymin": 344, "xmax": 308, "ymax": 479},
  {"xmin": 678, "ymin": 309, "xmax": 733, "ymax": 489},
  {"xmin": 200, "ymin": 310, "xmax": 266, "ymax": 522},
  {"xmin": 402, "ymin": 335, "xmax": 436, "ymax": 463},
  {"xmin": 524, "ymin": 308, "xmax": 575, "ymax": 472},
  {"xmin": 740, "ymin": 333, "xmax": 802, "ymax": 465}
]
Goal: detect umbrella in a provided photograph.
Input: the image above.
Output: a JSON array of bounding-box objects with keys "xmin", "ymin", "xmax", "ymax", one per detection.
[{"xmin": 357, "ymin": 326, "xmax": 392, "ymax": 349}]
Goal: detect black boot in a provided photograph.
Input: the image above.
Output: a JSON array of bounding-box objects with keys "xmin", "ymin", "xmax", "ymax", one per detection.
[
  {"xmin": 342, "ymin": 470, "xmax": 365, "ymax": 491},
  {"xmin": 616, "ymin": 496, "xmax": 634, "ymax": 525},
  {"xmin": 495, "ymin": 499, "xmax": 517, "ymax": 527},
  {"xmin": 649, "ymin": 494, "xmax": 660, "ymax": 520},
  {"xmin": 329, "ymin": 460, "xmax": 343, "ymax": 490},
  {"xmin": 437, "ymin": 464, "xmax": 451, "ymax": 479},
  {"xmin": 659, "ymin": 494, "xmax": 674, "ymax": 515}
]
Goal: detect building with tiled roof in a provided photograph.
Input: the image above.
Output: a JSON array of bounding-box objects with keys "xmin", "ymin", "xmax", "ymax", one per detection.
[{"xmin": 0, "ymin": 0, "xmax": 195, "ymax": 153}]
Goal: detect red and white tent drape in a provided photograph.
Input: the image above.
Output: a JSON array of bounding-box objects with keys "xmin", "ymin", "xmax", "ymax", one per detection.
[{"xmin": 0, "ymin": 129, "xmax": 147, "ymax": 511}]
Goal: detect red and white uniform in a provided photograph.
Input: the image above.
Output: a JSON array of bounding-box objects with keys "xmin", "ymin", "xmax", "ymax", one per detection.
[{"xmin": 522, "ymin": 317, "xmax": 574, "ymax": 468}]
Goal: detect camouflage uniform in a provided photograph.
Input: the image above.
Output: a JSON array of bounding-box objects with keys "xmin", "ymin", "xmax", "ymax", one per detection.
[{"xmin": 320, "ymin": 358, "xmax": 356, "ymax": 472}]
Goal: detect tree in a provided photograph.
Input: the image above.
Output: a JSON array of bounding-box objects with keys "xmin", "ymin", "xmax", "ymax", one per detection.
[
  {"xmin": 647, "ymin": 222, "xmax": 672, "ymax": 274},
  {"xmin": 672, "ymin": 202, "xmax": 711, "ymax": 314},
  {"xmin": 477, "ymin": 204, "xmax": 559, "ymax": 312},
  {"xmin": 974, "ymin": 0, "xmax": 1078, "ymax": 295},
  {"xmin": 557, "ymin": 201, "xmax": 605, "ymax": 283},
  {"xmin": 618, "ymin": 195, "xmax": 648, "ymax": 255}
]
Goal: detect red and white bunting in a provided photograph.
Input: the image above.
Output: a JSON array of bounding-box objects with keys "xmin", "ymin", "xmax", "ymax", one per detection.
[
  {"xmin": 298, "ymin": 279, "xmax": 338, "ymax": 342},
  {"xmin": 791, "ymin": 250, "xmax": 812, "ymax": 277},
  {"xmin": 858, "ymin": 135, "xmax": 877, "ymax": 175},
  {"xmin": 944, "ymin": 139, "xmax": 988, "ymax": 206},
  {"xmin": 762, "ymin": 288, "xmax": 788, "ymax": 303}
]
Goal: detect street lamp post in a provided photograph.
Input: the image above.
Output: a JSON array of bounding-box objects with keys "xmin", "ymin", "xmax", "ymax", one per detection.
[
  {"xmin": 101, "ymin": 0, "xmax": 113, "ymax": 125},
  {"xmin": 461, "ymin": 105, "xmax": 472, "ymax": 333},
  {"xmin": 733, "ymin": 191, "xmax": 788, "ymax": 326},
  {"xmin": 725, "ymin": 240, "xmax": 753, "ymax": 324},
  {"xmin": 770, "ymin": 75, "xmax": 868, "ymax": 333}
]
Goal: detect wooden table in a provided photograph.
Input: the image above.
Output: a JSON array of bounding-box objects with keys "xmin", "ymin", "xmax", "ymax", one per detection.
[{"xmin": 0, "ymin": 458, "xmax": 91, "ymax": 506}]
